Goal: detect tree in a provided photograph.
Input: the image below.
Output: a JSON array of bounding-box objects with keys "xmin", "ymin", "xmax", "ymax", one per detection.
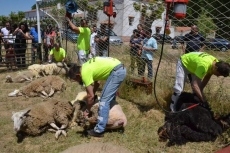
[
  {"xmin": 197, "ymin": 8, "xmax": 217, "ymax": 38},
  {"xmin": 133, "ymin": 0, "xmax": 165, "ymax": 29}
]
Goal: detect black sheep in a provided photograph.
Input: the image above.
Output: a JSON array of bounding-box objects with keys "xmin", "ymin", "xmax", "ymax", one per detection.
[{"xmin": 158, "ymin": 92, "xmax": 230, "ymax": 146}]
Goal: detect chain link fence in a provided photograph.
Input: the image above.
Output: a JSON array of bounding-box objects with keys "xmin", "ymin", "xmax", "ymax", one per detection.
[{"xmin": 1, "ymin": 0, "xmax": 230, "ymax": 87}]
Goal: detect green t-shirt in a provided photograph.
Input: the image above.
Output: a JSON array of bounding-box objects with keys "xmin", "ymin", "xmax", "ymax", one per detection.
[
  {"xmin": 49, "ymin": 47, "xmax": 66, "ymax": 62},
  {"xmin": 181, "ymin": 52, "xmax": 218, "ymax": 79},
  {"xmin": 77, "ymin": 27, "xmax": 91, "ymax": 54},
  {"xmin": 81, "ymin": 57, "xmax": 121, "ymax": 87}
]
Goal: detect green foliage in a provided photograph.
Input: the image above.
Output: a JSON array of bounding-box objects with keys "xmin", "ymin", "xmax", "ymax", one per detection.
[
  {"xmin": 197, "ymin": 8, "xmax": 217, "ymax": 37},
  {"xmin": 132, "ymin": 1, "xmax": 164, "ymax": 28},
  {"xmin": 0, "ymin": 11, "xmax": 25, "ymax": 25}
]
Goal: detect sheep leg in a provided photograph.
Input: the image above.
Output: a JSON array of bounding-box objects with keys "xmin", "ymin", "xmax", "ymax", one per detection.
[
  {"xmin": 55, "ymin": 128, "xmax": 67, "ymax": 139},
  {"xmin": 48, "ymin": 128, "xmax": 57, "ymax": 133},
  {"xmin": 48, "ymin": 88, "xmax": 55, "ymax": 97},
  {"xmin": 50, "ymin": 123, "xmax": 66, "ymax": 139},
  {"xmin": 41, "ymin": 90, "xmax": 48, "ymax": 97},
  {"xmin": 50, "ymin": 123, "xmax": 60, "ymax": 130}
]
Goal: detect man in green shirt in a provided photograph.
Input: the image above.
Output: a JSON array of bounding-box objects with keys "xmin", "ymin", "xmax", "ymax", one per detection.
[
  {"xmin": 66, "ymin": 18, "xmax": 91, "ymax": 65},
  {"xmin": 170, "ymin": 52, "xmax": 230, "ymax": 112},
  {"xmin": 73, "ymin": 57, "xmax": 126, "ymax": 137},
  {"xmin": 48, "ymin": 43, "xmax": 66, "ymax": 63}
]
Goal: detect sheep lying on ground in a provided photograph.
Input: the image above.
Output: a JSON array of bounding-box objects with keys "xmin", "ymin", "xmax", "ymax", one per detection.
[
  {"xmin": 8, "ymin": 75, "xmax": 66, "ymax": 98},
  {"xmin": 61, "ymin": 142, "xmax": 132, "ymax": 153},
  {"xmin": 5, "ymin": 62, "xmax": 69, "ymax": 83},
  {"xmin": 11, "ymin": 99, "xmax": 74, "ymax": 139},
  {"xmin": 158, "ymin": 92, "xmax": 230, "ymax": 146},
  {"xmin": 5, "ymin": 70, "xmax": 35, "ymax": 83},
  {"xmin": 70, "ymin": 91, "xmax": 127, "ymax": 131}
]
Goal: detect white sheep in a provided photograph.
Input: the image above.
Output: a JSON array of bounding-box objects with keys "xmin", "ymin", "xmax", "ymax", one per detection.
[
  {"xmin": 71, "ymin": 91, "xmax": 127, "ymax": 130},
  {"xmin": 8, "ymin": 75, "xmax": 66, "ymax": 98},
  {"xmin": 11, "ymin": 99, "xmax": 74, "ymax": 139},
  {"xmin": 5, "ymin": 70, "xmax": 35, "ymax": 83},
  {"xmin": 5, "ymin": 62, "xmax": 69, "ymax": 83}
]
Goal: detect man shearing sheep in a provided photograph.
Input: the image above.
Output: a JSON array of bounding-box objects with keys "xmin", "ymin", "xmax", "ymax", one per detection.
[{"xmin": 73, "ymin": 57, "xmax": 126, "ymax": 137}]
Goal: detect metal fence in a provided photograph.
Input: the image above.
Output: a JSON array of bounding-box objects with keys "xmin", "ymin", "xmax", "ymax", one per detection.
[{"xmin": 1, "ymin": 0, "xmax": 230, "ymax": 83}]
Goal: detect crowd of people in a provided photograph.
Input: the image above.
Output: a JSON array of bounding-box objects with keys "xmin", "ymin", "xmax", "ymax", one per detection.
[{"xmin": 0, "ymin": 21, "xmax": 62, "ymax": 69}]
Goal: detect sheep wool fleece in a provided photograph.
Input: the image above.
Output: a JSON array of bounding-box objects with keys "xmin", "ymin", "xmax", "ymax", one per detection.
[{"xmin": 21, "ymin": 99, "xmax": 74, "ymax": 135}]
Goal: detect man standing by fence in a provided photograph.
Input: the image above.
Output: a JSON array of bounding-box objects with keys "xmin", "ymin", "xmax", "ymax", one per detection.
[
  {"xmin": 66, "ymin": 18, "xmax": 91, "ymax": 65},
  {"xmin": 182, "ymin": 25, "xmax": 205, "ymax": 54}
]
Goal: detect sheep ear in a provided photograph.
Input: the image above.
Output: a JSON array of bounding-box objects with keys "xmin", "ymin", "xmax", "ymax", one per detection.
[
  {"xmin": 23, "ymin": 109, "xmax": 31, "ymax": 116},
  {"xmin": 12, "ymin": 111, "xmax": 15, "ymax": 115}
]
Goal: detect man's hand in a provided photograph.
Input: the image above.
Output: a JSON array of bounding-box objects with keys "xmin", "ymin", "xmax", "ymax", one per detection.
[
  {"xmin": 199, "ymin": 101, "xmax": 211, "ymax": 110},
  {"xmin": 83, "ymin": 109, "xmax": 89, "ymax": 117},
  {"xmin": 65, "ymin": 17, "xmax": 70, "ymax": 23}
]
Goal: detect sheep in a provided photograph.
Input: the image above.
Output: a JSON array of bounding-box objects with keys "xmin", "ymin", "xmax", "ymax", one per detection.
[
  {"xmin": 11, "ymin": 99, "xmax": 74, "ymax": 139},
  {"xmin": 8, "ymin": 75, "xmax": 66, "ymax": 98},
  {"xmin": 5, "ymin": 62, "xmax": 70, "ymax": 83},
  {"xmin": 60, "ymin": 142, "xmax": 132, "ymax": 153},
  {"xmin": 70, "ymin": 91, "xmax": 127, "ymax": 131},
  {"xmin": 157, "ymin": 92, "xmax": 230, "ymax": 146},
  {"xmin": 5, "ymin": 70, "xmax": 35, "ymax": 83}
]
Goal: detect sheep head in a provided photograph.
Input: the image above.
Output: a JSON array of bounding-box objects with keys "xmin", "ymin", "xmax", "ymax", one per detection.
[
  {"xmin": 8, "ymin": 89, "xmax": 22, "ymax": 97},
  {"xmin": 12, "ymin": 109, "xmax": 31, "ymax": 132}
]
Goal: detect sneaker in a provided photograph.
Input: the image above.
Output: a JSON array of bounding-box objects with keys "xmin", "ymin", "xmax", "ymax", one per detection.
[
  {"xmin": 170, "ymin": 103, "xmax": 176, "ymax": 112},
  {"xmin": 87, "ymin": 129, "xmax": 104, "ymax": 137}
]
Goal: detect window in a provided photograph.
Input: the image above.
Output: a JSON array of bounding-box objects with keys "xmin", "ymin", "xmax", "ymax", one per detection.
[{"xmin": 128, "ymin": 16, "xmax": 135, "ymax": 26}]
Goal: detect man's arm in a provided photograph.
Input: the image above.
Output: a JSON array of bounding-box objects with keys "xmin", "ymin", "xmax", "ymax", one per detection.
[
  {"xmin": 200, "ymin": 73, "xmax": 212, "ymax": 92},
  {"xmin": 93, "ymin": 81, "xmax": 100, "ymax": 94},
  {"xmin": 85, "ymin": 85, "xmax": 95, "ymax": 110},
  {"xmin": 191, "ymin": 75, "xmax": 206, "ymax": 102},
  {"xmin": 66, "ymin": 17, "xmax": 80, "ymax": 34}
]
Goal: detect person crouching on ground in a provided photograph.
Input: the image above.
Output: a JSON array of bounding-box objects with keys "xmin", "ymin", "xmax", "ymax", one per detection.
[
  {"xmin": 48, "ymin": 42, "xmax": 66, "ymax": 63},
  {"xmin": 73, "ymin": 57, "xmax": 126, "ymax": 137},
  {"xmin": 170, "ymin": 52, "xmax": 230, "ymax": 112}
]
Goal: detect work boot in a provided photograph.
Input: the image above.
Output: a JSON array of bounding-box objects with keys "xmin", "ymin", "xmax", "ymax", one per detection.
[{"xmin": 87, "ymin": 129, "xmax": 104, "ymax": 137}]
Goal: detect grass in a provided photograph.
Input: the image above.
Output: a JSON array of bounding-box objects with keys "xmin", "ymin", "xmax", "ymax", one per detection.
[{"xmin": 0, "ymin": 43, "xmax": 230, "ymax": 152}]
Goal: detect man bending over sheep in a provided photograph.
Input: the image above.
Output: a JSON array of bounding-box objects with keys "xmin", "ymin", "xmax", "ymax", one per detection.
[
  {"xmin": 170, "ymin": 52, "xmax": 230, "ymax": 112},
  {"xmin": 48, "ymin": 42, "xmax": 66, "ymax": 63},
  {"xmin": 73, "ymin": 57, "xmax": 126, "ymax": 137}
]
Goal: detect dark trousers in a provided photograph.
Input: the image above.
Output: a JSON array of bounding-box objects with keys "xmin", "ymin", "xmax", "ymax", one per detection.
[
  {"xmin": 15, "ymin": 47, "xmax": 26, "ymax": 67},
  {"xmin": 139, "ymin": 58, "xmax": 153, "ymax": 78}
]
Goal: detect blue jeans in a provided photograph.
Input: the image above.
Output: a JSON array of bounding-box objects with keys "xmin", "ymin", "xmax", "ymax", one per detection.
[{"xmin": 94, "ymin": 64, "xmax": 126, "ymax": 133}]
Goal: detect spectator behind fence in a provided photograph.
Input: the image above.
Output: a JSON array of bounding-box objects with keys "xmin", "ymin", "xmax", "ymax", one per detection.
[
  {"xmin": 66, "ymin": 17, "xmax": 91, "ymax": 65},
  {"xmin": 0, "ymin": 21, "xmax": 11, "ymax": 62},
  {"xmin": 1, "ymin": 21, "xmax": 11, "ymax": 50},
  {"xmin": 182, "ymin": 25, "xmax": 205, "ymax": 54},
  {"xmin": 137, "ymin": 23, "xmax": 146, "ymax": 39},
  {"xmin": 5, "ymin": 25, "xmax": 16, "ymax": 70},
  {"xmin": 129, "ymin": 29, "xmax": 142, "ymax": 75},
  {"xmin": 48, "ymin": 42, "xmax": 66, "ymax": 63},
  {"xmin": 13, "ymin": 22, "xmax": 31, "ymax": 68},
  {"xmin": 30, "ymin": 24, "xmax": 39, "ymax": 64},
  {"xmin": 44, "ymin": 25, "xmax": 56, "ymax": 62},
  {"xmin": 139, "ymin": 29, "xmax": 158, "ymax": 80},
  {"xmin": 170, "ymin": 52, "xmax": 230, "ymax": 112},
  {"xmin": 89, "ymin": 25, "xmax": 98, "ymax": 58},
  {"xmin": 95, "ymin": 24, "xmax": 109, "ymax": 57}
]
